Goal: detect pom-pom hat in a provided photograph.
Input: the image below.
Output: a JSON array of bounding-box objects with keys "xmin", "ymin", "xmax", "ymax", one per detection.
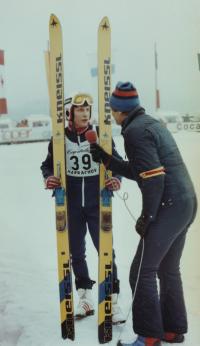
[{"xmin": 110, "ymin": 81, "xmax": 140, "ymax": 112}]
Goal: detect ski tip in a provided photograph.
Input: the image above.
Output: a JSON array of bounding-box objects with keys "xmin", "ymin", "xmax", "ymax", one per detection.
[
  {"xmin": 99, "ymin": 16, "xmax": 110, "ymax": 30},
  {"xmin": 49, "ymin": 13, "xmax": 60, "ymax": 26}
]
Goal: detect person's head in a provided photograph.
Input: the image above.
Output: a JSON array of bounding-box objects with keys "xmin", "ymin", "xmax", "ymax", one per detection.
[
  {"xmin": 67, "ymin": 93, "xmax": 93, "ymax": 129},
  {"xmin": 109, "ymin": 82, "xmax": 140, "ymax": 124}
]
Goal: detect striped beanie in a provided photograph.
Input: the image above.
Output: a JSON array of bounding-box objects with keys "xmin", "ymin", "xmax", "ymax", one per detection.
[{"xmin": 110, "ymin": 81, "xmax": 140, "ymax": 112}]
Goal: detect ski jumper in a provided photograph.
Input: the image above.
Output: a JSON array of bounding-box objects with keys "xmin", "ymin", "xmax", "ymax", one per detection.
[{"xmin": 41, "ymin": 124, "xmax": 122, "ymax": 293}]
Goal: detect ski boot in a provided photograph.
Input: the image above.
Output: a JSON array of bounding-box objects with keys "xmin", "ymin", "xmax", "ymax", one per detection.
[
  {"xmin": 117, "ymin": 336, "xmax": 161, "ymax": 346},
  {"xmin": 163, "ymin": 332, "xmax": 185, "ymax": 343},
  {"xmin": 112, "ymin": 293, "xmax": 126, "ymax": 325},
  {"xmin": 75, "ymin": 288, "xmax": 94, "ymax": 320}
]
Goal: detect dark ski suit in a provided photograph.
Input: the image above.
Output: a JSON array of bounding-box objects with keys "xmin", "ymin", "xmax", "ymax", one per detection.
[
  {"xmin": 41, "ymin": 124, "xmax": 122, "ymax": 292},
  {"xmin": 105, "ymin": 106, "xmax": 197, "ymax": 338}
]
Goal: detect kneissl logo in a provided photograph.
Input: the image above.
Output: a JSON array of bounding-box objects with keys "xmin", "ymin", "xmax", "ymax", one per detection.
[
  {"xmin": 56, "ymin": 54, "xmax": 63, "ymax": 124},
  {"xmin": 104, "ymin": 57, "xmax": 111, "ymax": 125}
]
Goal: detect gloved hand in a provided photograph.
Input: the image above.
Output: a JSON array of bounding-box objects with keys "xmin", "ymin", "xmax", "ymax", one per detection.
[
  {"xmin": 105, "ymin": 177, "xmax": 121, "ymax": 191},
  {"xmin": 90, "ymin": 143, "xmax": 111, "ymax": 165},
  {"xmin": 135, "ymin": 214, "xmax": 152, "ymax": 238},
  {"xmin": 45, "ymin": 176, "xmax": 61, "ymax": 189}
]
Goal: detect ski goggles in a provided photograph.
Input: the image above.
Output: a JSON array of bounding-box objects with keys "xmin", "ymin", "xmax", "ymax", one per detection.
[{"xmin": 71, "ymin": 93, "xmax": 93, "ymax": 106}]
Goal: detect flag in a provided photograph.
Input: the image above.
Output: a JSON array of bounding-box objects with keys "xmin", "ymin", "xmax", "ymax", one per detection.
[
  {"xmin": 0, "ymin": 49, "xmax": 8, "ymax": 115},
  {"xmin": 154, "ymin": 43, "xmax": 160, "ymax": 110},
  {"xmin": 90, "ymin": 64, "xmax": 115, "ymax": 77},
  {"xmin": 0, "ymin": 98, "xmax": 8, "ymax": 114},
  {"xmin": 0, "ymin": 50, "xmax": 4, "ymax": 65},
  {"xmin": 197, "ymin": 53, "xmax": 200, "ymax": 71},
  {"xmin": 154, "ymin": 43, "xmax": 158, "ymax": 70},
  {"xmin": 156, "ymin": 89, "xmax": 160, "ymax": 109}
]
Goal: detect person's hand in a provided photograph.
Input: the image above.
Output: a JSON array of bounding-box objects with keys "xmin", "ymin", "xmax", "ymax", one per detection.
[
  {"xmin": 135, "ymin": 214, "xmax": 152, "ymax": 237},
  {"xmin": 90, "ymin": 143, "xmax": 110, "ymax": 165},
  {"xmin": 105, "ymin": 177, "xmax": 121, "ymax": 191},
  {"xmin": 45, "ymin": 176, "xmax": 61, "ymax": 189}
]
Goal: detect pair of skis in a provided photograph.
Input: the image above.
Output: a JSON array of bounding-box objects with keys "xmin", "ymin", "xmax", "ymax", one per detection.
[{"xmin": 49, "ymin": 14, "xmax": 113, "ymax": 343}]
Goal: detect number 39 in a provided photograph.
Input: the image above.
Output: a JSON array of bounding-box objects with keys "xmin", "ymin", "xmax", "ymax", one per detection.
[{"xmin": 70, "ymin": 154, "xmax": 91, "ymax": 170}]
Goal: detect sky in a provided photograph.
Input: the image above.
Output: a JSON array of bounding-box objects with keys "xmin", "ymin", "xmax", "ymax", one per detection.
[
  {"xmin": 0, "ymin": 0, "xmax": 200, "ymax": 119},
  {"xmin": 0, "ymin": 132, "xmax": 199, "ymax": 345}
]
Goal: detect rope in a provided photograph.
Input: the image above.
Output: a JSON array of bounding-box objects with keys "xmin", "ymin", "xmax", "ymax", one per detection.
[
  {"xmin": 116, "ymin": 191, "xmax": 137, "ymax": 223},
  {"xmin": 103, "ymin": 168, "xmax": 145, "ymax": 343},
  {"xmin": 116, "ymin": 238, "xmax": 144, "ymax": 343}
]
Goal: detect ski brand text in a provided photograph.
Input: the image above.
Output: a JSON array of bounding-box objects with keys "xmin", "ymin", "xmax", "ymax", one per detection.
[
  {"xmin": 104, "ymin": 261, "xmax": 112, "ymax": 340},
  {"xmin": 63, "ymin": 260, "xmax": 74, "ymax": 333},
  {"xmin": 56, "ymin": 54, "xmax": 63, "ymax": 124},
  {"xmin": 104, "ymin": 58, "xmax": 111, "ymax": 125}
]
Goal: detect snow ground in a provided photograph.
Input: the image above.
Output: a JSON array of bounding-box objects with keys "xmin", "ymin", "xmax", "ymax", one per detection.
[{"xmin": 0, "ymin": 132, "xmax": 199, "ymax": 346}]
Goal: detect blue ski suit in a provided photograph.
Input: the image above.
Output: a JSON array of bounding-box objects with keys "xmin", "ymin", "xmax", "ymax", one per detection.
[
  {"xmin": 106, "ymin": 106, "xmax": 197, "ymax": 338},
  {"xmin": 41, "ymin": 124, "xmax": 122, "ymax": 292}
]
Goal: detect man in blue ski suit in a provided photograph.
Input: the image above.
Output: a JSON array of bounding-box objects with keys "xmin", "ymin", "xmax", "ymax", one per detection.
[
  {"xmin": 41, "ymin": 93, "xmax": 125, "ymax": 323},
  {"xmin": 90, "ymin": 82, "xmax": 197, "ymax": 346}
]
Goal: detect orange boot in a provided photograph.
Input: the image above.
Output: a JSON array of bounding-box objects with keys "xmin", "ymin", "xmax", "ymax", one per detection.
[
  {"xmin": 117, "ymin": 336, "xmax": 161, "ymax": 346},
  {"xmin": 163, "ymin": 332, "xmax": 184, "ymax": 343}
]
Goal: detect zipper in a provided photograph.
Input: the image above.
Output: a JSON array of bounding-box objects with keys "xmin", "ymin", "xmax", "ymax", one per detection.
[{"xmin": 82, "ymin": 177, "xmax": 85, "ymax": 207}]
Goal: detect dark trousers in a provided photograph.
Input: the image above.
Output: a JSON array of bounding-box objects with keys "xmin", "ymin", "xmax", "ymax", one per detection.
[
  {"xmin": 129, "ymin": 196, "xmax": 197, "ymax": 339},
  {"xmin": 68, "ymin": 204, "xmax": 119, "ymax": 292}
]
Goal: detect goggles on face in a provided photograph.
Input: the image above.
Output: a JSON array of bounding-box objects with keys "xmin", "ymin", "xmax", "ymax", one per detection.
[{"xmin": 71, "ymin": 93, "xmax": 93, "ymax": 106}]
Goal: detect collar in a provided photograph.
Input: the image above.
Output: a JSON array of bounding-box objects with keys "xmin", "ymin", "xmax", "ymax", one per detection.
[{"xmin": 121, "ymin": 106, "xmax": 146, "ymax": 134}]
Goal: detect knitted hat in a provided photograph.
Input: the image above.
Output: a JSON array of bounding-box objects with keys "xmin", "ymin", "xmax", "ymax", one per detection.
[{"xmin": 110, "ymin": 81, "xmax": 140, "ymax": 112}]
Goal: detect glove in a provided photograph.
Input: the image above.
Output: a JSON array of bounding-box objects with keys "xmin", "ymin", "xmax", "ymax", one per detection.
[
  {"xmin": 45, "ymin": 176, "xmax": 61, "ymax": 189},
  {"xmin": 135, "ymin": 214, "xmax": 152, "ymax": 238},
  {"xmin": 105, "ymin": 177, "xmax": 121, "ymax": 191},
  {"xmin": 90, "ymin": 143, "xmax": 111, "ymax": 165}
]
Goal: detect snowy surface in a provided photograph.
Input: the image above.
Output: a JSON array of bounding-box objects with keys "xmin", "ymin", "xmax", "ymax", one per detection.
[{"xmin": 0, "ymin": 132, "xmax": 199, "ymax": 346}]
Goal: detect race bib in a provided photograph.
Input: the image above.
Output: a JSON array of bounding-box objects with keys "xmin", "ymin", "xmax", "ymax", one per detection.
[{"xmin": 66, "ymin": 138, "xmax": 99, "ymax": 177}]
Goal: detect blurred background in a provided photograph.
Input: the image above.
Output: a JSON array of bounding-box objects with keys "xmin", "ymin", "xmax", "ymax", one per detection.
[{"xmin": 0, "ymin": 0, "xmax": 200, "ymax": 121}]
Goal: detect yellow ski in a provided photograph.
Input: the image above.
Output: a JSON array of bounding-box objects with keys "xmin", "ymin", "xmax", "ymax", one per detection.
[
  {"xmin": 49, "ymin": 14, "xmax": 74, "ymax": 340},
  {"xmin": 98, "ymin": 16, "xmax": 113, "ymax": 344}
]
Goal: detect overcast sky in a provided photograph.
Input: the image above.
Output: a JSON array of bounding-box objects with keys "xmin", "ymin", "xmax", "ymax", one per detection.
[{"xmin": 1, "ymin": 0, "xmax": 200, "ymax": 119}]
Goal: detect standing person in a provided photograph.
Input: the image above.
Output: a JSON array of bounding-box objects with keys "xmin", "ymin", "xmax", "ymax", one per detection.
[
  {"xmin": 89, "ymin": 82, "xmax": 197, "ymax": 346},
  {"xmin": 41, "ymin": 93, "xmax": 125, "ymax": 324}
]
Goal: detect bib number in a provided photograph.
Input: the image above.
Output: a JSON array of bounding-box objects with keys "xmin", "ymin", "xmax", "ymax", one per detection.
[{"xmin": 70, "ymin": 154, "xmax": 91, "ymax": 170}]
